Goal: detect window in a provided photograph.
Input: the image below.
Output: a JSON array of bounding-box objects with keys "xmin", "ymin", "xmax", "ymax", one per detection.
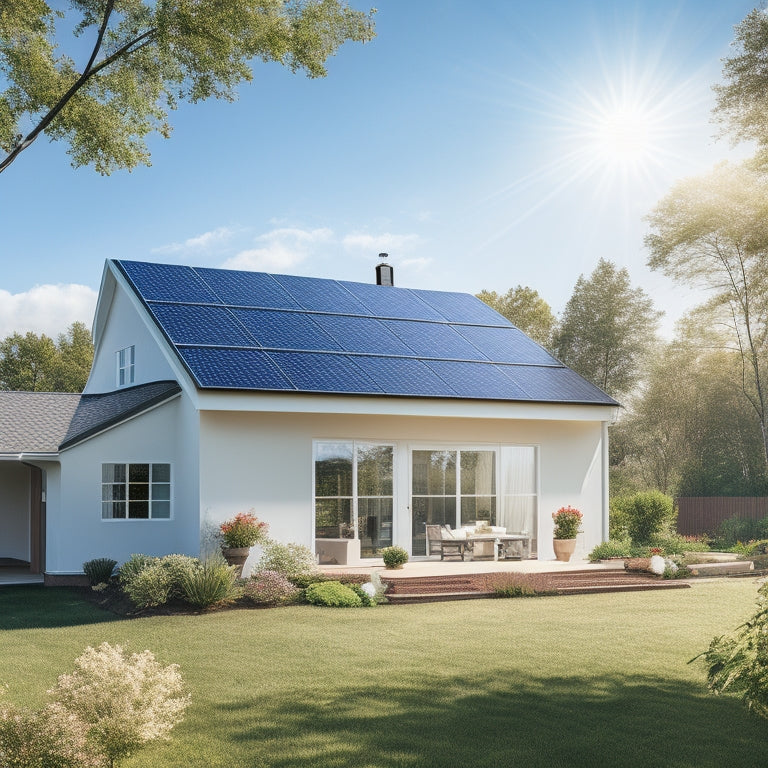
[
  {"xmin": 116, "ymin": 345, "xmax": 135, "ymax": 387},
  {"xmin": 314, "ymin": 441, "xmax": 393, "ymax": 558},
  {"xmin": 102, "ymin": 463, "xmax": 171, "ymax": 519}
]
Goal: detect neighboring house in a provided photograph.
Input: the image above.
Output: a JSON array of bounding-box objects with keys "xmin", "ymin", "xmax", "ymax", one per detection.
[{"xmin": 0, "ymin": 259, "xmax": 618, "ymax": 582}]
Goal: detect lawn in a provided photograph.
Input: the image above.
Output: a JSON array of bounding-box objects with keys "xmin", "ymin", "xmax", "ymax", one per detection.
[{"xmin": 1, "ymin": 580, "xmax": 767, "ymax": 768}]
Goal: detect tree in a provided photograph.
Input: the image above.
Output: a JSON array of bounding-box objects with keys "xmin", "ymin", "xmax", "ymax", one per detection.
[
  {"xmin": 551, "ymin": 259, "xmax": 660, "ymax": 399},
  {"xmin": 713, "ymin": 8, "xmax": 768, "ymax": 158},
  {"xmin": 646, "ymin": 160, "xmax": 768, "ymax": 468},
  {"xmin": 0, "ymin": 0, "xmax": 375, "ymax": 175},
  {"xmin": 0, "ymin": 321, "xmax": 93, "ymax": 391},
  {"xmin": 476, "ymin": 285, "xmax": 556, "ymax": 348}
]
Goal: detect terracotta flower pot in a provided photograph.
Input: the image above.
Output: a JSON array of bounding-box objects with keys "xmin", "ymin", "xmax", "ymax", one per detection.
[
  {"xmin": 553, "ymin": 538, "xmax": 577, "ymax": 562},
  {"xmin": 221, "ymin": 546, "xmax": 250, "ymax": 577}
]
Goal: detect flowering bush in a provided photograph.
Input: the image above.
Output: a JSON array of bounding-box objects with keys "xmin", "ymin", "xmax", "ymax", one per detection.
[
  {"xmin": 257, "ymin": 540, "xmax": 318, "ymax": 582},
  {"xmin": 552, "ymin": 506, "xmax": 583, "ymax": 539},
  {"xmin": 220, "ymin": 511, "xmax": 268, "ymax": 548},
  {"xmin": 242, "ymin": 570, "xmax": 300, "ymax": 605}
]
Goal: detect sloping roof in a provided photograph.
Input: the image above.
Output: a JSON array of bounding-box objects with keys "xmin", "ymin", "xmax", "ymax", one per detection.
[
  {"xmin": 114, "ymin": 259, "xmax": 617, "ymax": 406},
  {"xmin": 0, "ymin": 392, "xmax": 81, "ymax": 453},
  {"xmin": 59, "ymin": 380, "xmax": 182, "ymax": 450}
]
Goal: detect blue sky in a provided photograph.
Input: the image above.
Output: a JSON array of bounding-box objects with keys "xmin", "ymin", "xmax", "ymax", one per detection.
[{"xmin": 0, "ymin": 0, "xmax": 757, "ymax": 338}]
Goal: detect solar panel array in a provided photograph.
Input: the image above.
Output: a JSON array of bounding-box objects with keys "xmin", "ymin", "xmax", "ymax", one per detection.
[{"xmin": 115, "ymin": 260, "xmax": 617, "ymax": 405}]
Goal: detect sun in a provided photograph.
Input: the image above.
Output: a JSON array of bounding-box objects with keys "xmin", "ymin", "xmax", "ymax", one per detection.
[{"xmin": 593, "ymin": 104, "xmax": 654, "ymax": 165}]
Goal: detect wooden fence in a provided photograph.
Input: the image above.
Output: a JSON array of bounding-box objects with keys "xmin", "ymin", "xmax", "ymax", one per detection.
[{"xmin": 676, "ymin": 497, "xmax": 768, "ymax": 536}]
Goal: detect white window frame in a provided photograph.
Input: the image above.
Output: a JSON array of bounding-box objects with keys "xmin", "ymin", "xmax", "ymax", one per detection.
[
  {"xmin": 116, "ymin": 345, "xmax": 135, "ymax": 387},
  {"xmin": 101, "ymin": 462, "xmax": 172, "ymax": 521}
]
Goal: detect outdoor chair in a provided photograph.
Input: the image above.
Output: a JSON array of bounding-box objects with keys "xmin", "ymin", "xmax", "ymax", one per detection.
[{"xmin": 425, "ymin": 524, "xmax": 469, "ymax": 561}]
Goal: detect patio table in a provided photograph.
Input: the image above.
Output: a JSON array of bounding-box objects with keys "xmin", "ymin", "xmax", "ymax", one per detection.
[{"xmin": 468, "ymin": 533, "xmax": 531, "ymax": 561}]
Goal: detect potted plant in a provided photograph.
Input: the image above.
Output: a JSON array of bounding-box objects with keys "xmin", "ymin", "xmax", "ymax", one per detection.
[
  {"xmin": 552, "ymin": 505, "xmax": 582, "ymax": 562},
  {"xmin": 220, "ymin": 511, "xmax": 268, "ymax": 577}
]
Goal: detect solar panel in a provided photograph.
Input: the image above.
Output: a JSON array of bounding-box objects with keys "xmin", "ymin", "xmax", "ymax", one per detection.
[
  {"xmin": 414, "ymin": 289, "xmax": 511, "ymax": 325},
  {"xmin": 148, "ymin": 303, "xmax": 256, "ymax": 346},
  {"xmin": 118, "ymin": 261, "xmax": 221, "ymax": 304},
  {"xmin": 500, "ymin": 365, "xmax": 613, "ymax": 403},
  {"xmin": 271, "ymin": 274, "xmax": 370, "ymax": 315},
  {"xmin": 382, "ymin": 319, "xmax": 490, "ymax": 361},
  {"xmin": 425, "ymin": 361, "xmax": 531, "ymax": 399},
  {"xmin": 267, "ymin": 351, "xmax": 383, "ymax": 394},
  {"xmin": 232, "ymin": 309, "xmax": 341, "ymax": 352},
  {"xmin": 336, "ymin": 280, "xmax": 445, "ymax": 321},
  {"xmin": 311, "ymin": 314, "xmax": 415, "ymax": 356},
  {"xmin": 452, "ymin": 325, "xmax": 558, "ymax": 366},
  {"xmin": 194, "ymin": 267, "xmax": 301, "ymax": 310},
  {"xmin": 350, "ymin": 356, "xmax": 455, "ymax": 396},
  {"xmin": 178, "ymin": 347, "xmax": 295, "ymax": 390}
]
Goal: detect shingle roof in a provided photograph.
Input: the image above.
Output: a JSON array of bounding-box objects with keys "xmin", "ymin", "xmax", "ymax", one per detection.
[
  {"xmin": 115, "ymin": 259, "xmax": 618, "ymax": 406},
  {"xmin": 59, "ymin": 380, "xmax": 181, "ymax": 450},
  {"xmin": 0, "ymin": 392, "xmax": 81, "ymax": 453}
]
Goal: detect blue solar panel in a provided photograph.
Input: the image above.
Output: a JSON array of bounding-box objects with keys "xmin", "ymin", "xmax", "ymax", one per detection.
[
  {"xmin": 383, "ymin": 319, "xmax": 490, "ymax": 361},
  {"xmin": 267, "ymin": 351, "xmax": 383, "ymax": 394},
  {"xmin": 178, "ymin": 347, "xmax": 295, "ymax": 390},
  {"xmin": 500, "ymin": 365, "xmax": 614, "ymax": 403},
  {"xmin": 426, "ymin": 361, "xmax": 531, "ymax": 399},
  {"xmin": 194, "ymin": 268, "xmax": 301, "ymax": 310},
  {"xmin": 452, "ymin": 325, "xmax": 558, "ymax": 366},
  {"xmin": 148, "ymin": 303, "xmax": 256, "ymax": 346},
  {"xmin": 272, "ymin": 274, "xmax": 370, "ymax": 315},
  {"xmin": 312, "ymin": 314, "xmax": 415, "ymax": 356},
  {"xmin": 414, "ymin": 289, "xmax": 511, "ymax": 325},
  {"xmin": 351, "ymin": 356, "xmax": 454, "ymax": 396},
  {"xmin": 337, "ymin": 280, "xmax": 445, "ymax": 321},
  {"xmin": 118, "ymin": 261, "xmax": 221, "ymax": 304},
  {"xmin": 231, "ymin": 309, "xmax": 342, "ymax": 351}
]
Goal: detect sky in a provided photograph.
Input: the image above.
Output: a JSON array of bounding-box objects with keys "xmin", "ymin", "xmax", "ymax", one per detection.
[{"xmin": 0, "ymin": 0, "xmax": 759, "ymax": 339}]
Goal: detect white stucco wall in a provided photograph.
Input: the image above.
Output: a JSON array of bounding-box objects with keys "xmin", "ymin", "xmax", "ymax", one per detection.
[
  {"xmin": 84, "ymin": 281, "xmax": 177, "ymax": 395},
  {"xmin": 49, "ymin": 395, "xmax": 200, "ymax": 574},
  {"xmin": 199, "ymin": 409, "xmax": 608, "ymax": 572},
  {"xmin": 0, "ymin": 462, "xmax": 30, "ymax": 560}
]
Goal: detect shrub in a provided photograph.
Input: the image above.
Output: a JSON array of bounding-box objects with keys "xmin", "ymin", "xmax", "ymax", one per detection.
[
  {"xmin": 486, "ymin": 572, "xmax": 557, "ymax": 597},
  {"xmin": 50, "ymin": 642, "xmax": 189, "ymax": 767},
  {"xmin": 242, "ymin": 570, "xmax": 300, "ymax": 606},
  {"xmin": 348, "ymin": 583, "xmax": 377, "ymax": 607},
  {"xmin": 304, "ymin": 581, "xmax": 363, "ymax": 607},
  {"xmin": 650, "ymin": 531, "xmax": 709, "ymax": 555},
  {"xmin": 123, "ymin": 562, "xmax": 172, "ymax": 609},
  {"xmin": 160, "ymin": 554, "xmax": 201, "ymax": 600},
  {"xmin": 219, "ymin": 511, "xmax": 268, "ymax": 548},
  {"xmin": 588, "ymin": 538, "xmax": 634, "ymax": 562},
  {"xmin": 82, "ymin": 557, "xmax": 117, "ymax": 586},
  {"xmin": 611, "ymin": 491, "xmax": 675, "ymax": 544},
  {"xmin": 257, "ymin": 540, "xmax": 318, "ymax": 582},
  {"xmin": 180, "ymin": 559, "xmax": 239, "ymax": 609},
  {"xmin": 715, "ymin": 515, "xmax": 768, "ymax": 549},
  {"xmin": 118, "ymin": 553, "xmax": 159, "ymax": 589},
  {"xmin": 692, "ymin": 581, "xmax": 768, "ymax": 719},
  {"xmin": 381, "ymin": 545, "xmax": 408, "ymax": 569},
  {"xmin": 288, "ymin": 572, "xmax": 330, "ymax": 589},
  {"xmin": 552, "ymin": 505, "xmax": 583, "ymax": 539}
]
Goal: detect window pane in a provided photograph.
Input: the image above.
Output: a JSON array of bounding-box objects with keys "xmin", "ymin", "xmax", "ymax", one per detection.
[
  {"xmin": 412, "ymin": 450, "xmax": 456, "ymax": 495},
  {"xmin": 315, "ymin": 498, "xmax": 353, "ymax": 539},
  {"xmin": 102, "ymin": 464, "xmax": 125, "ymax": 483},
  {"xmin": 152, "ymin": 464, "xmax": 170, "ymax": 482},
  {"xmin": 411, "ymin": 496, "xmax": 456, "ymax": 556},
  {"xmin": 357, "ymin": 444, "xmax": 393, "ymax": 496},
  {"xmin": 500, "ymin": 496, "xmax": 536, "ymax": 536},
  {"xmin": 460, "ymin": 451, "xmax": 496, "ymax": 495},
  {"xmin": 102, "ymin": 501, "xmax": 126, "ymax": 519},
  {"xmin": 129, "ymin": 464, "xmax": 149, "ymax": 482},
  {"xmin": 129, "ymin": 483, "xmax": 149, "ymax": 501},
  {"xmin": 152, "ymin": 501, "xmax": 171, "ymax": 519},
  {"xmin": 152, "ymin": 483, "xmax": 170, "ymax": 501},
  {"xmin": 315, "ymin": 443, "xmax": 353, "ymax": 497},
  {"xmin": 501, "ymin": 447, "xmax": 536, "ymax": 495},
  {"xmin": 102, "ymin": 484, "xmax": 126, "ymax": 502},
  {"xmin": 358, "ymin": 497, "xmax": 393, "ymax": 556},
  {"xmin": 460, "ymin": 496, "xmax": 496, "ymax": 526},
  {"xmin": 129, "ymin": 501, "xmax": 149, "ymax": 519}
]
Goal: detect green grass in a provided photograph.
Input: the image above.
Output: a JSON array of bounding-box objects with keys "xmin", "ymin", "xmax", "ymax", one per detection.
[{"xmin": 1, "ymin": 580, "xmax": 767, "ymax": 767}]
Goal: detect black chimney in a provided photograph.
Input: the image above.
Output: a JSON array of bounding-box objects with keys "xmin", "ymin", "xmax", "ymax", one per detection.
[{"xmin": 375, "ymin": 253, "xmax": 394, "ymax": 286}]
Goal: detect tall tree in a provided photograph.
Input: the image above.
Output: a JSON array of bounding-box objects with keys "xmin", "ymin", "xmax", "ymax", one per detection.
[
  {"xmin": 551, "ymin": 259, "xmax": 660, "ymax": 400},
  {"xmin": 0, "ymin": 0, "xmax": 375, "ymax": 175},
  {"xmin": 713, "ymin": 8, "xmax": 768, "ymax": 159},
  {"xmin": 0, "ymin": 321, "xmax": 93, "ymax": 391},
  {"xmin": 476, "ymin": 285, "xmax": 556, "ymax": 347},
  {"xmin": 646, "ymin": 160, "xmax": 768, "ymax": 467}
]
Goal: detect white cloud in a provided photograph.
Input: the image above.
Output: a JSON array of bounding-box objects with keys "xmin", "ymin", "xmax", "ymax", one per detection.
[
  {"xmin": 0, "ymin": 284, "xmax": 98, "ymax": 338},
  {"xmin": 342, "ymin": 232, "xmax": 421, "ymax": 255},
  {"xmin": 222, "ymin": 227, "xmax": 334, "ymax": 272},
  {"xmin": 152, "ymin": 226, "xmax": 235, "ymax": 255}
]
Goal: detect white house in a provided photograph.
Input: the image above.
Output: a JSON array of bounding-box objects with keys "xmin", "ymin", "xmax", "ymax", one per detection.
[{"xmin": 0, "ymin": 259, "xmax": 618, "ymax": 582}]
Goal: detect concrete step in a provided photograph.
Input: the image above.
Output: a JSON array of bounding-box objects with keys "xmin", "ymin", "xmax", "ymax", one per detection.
[{"xmin": 687, "ymin": 561, "xmax": 754, "ymax": 576}]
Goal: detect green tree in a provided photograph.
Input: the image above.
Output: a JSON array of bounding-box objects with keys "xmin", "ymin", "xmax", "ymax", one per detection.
[
  {"xmin": 646, "ymin": 160, "xmax": 768, "ymax": 468},
  {"xmin": 552, "ymin": 259, "xmax": 660, "ymax": 399},
  {"xmin": 713, "ymin": 8, "xmax": 768, "ymax": 159},
  {"xmin": 0, "ymin": 321, "xmax": 93, "ymax": 391},
  {"xmin": 0, "ymin": 0, "xmax": 375, "ymax": 175},
  {"xmin": 476, "ymin": 285, "xmax": 556, "ymax": 347}
]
